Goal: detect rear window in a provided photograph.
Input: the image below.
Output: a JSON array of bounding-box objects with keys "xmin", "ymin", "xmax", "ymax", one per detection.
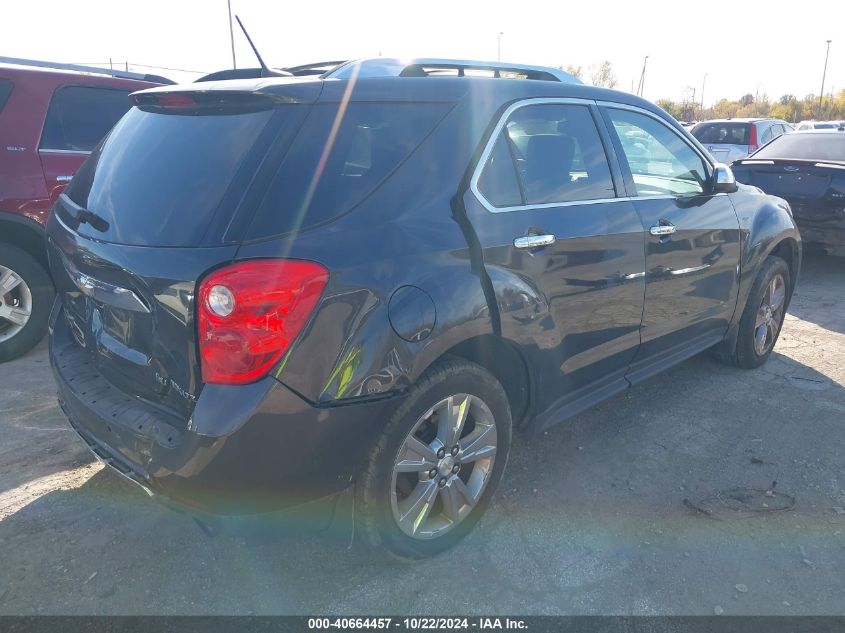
[
  {"xmin": 0, "ymin": 79, "xmax": 12, "ymax": 111},
  {"xmin": 245, "ymin": 102, "xmax": 449, "ymax": 239},
  {"xmin": 691, "ymin": 122, "xmax": 750, "ymax": 145},
  {"xmin": 752, "ymin": 133, "xmax": 845, "ymax": 162},
  {"xmin": 40, "ymin": 86, "xmax": 132, "ymax": 152},
  {"xmin": 65, "ymin": 106, "xmax": 275, "ymax": 246}
]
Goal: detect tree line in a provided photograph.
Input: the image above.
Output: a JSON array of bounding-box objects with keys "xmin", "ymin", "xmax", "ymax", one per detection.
[{"xmin": 560, "ymin": 62, "xmax": 845, "ymax": 123}]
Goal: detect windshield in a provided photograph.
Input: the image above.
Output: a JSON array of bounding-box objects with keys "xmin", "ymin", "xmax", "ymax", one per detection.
[
  {"xmin": 64, "ymin": 106, "xmax": 275, "ymax": 246},
  {"xmin": 752, "ymin": 133, "xmax": 845, "ymax": 162}
]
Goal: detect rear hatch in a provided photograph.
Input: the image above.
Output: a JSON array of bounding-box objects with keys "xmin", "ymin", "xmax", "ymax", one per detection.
[
  {"xmin": 47, "ymin": 85, "xmax": 318, "ymax": 422},
  {"xmin": 691, "ymin": 121, "xmax": 751, "ymax": 162},
  {"xmin": 734, "ymin": 157, "xmax": 845, "ymax": 227}
]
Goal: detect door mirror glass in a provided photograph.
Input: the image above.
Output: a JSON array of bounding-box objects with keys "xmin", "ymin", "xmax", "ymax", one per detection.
[{"xmin": 713, "ymin": 163, "xmax": 738, "ymax": 193}]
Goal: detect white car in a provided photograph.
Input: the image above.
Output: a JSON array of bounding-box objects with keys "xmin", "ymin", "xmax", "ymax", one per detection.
[{"xmin": 690, "ymin": 118, "xmax": 793, "ymax": 163}]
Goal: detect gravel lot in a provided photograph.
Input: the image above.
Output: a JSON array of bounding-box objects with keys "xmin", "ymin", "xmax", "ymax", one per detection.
[{"xmin": 1, "ymin": 253, "xmax": 844, "ymax": 615}]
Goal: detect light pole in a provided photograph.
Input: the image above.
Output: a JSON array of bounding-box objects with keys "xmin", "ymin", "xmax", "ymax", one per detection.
[
  {"xmin": 227, "ymin": 0, "xmax": 237, "ymax": 69},
  {"xmin": 819, "ymin": 40, "xmax": 832, "ymax": 119},
  {"xmin": 700, "ymin": 73, "xmax": 707, "ymax": 117},
  {"xmin": 497, "ymin": 32, "xmax": 504, "ymax": 62},
  {"xmin": 637, "ymin": 55, "xmax": 649, "ymax": 96}
]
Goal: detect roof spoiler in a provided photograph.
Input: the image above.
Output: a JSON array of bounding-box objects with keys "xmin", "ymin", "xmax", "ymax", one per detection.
[{"xmin": 0, "ymin": 56, "xmax": 174, "ymax": 84}]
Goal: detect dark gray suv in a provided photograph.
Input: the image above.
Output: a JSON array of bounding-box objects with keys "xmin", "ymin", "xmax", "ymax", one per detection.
[{"xmin": 48, "ymin": 58, "xmax": 801, "ymax": 559}]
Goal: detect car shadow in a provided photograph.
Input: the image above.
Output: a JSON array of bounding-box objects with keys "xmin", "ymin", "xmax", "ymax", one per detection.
[{"xmin": 787, "ymin": 252, "xmax": 845, "ymax": 334}]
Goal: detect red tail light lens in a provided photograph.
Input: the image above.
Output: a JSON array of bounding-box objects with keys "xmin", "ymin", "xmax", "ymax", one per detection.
[
  {"xmin": 748, "ymin": 125, "xmax": 759, "ymax": 155},
  {"xmin": 197, "ymin": 260, "xmax": 329, "ymax": 385}
]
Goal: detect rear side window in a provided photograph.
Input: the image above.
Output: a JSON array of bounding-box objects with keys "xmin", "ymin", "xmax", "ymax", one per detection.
[
  {"xmin": 477, "ymin": 103, "xmax": 616, "ymax": 208},
  {"xmin": 40, "ymin": 86, "xmax": 132, "ymax": 152},
  {"xmin": 65, "ymin": 106, "xmax": 275, "ymax": 246},
  {"xmin": 246, "ymin": 102, "xmax": 449, "ymax": 239},
  {"xmin": 0, "ymin": 79, "xmax": 12, "ymax": 111},
  {"xmin": 691, "ymin": 122, "xmax": 750, "ymax": 145},
  {"xmin": 477, "ymin": 135, "xmax": 522, "ymax": 207}
]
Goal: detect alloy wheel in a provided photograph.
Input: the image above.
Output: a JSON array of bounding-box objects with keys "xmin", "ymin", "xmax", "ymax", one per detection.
[
  {"xmin": 390, "ymin": 394, "xmax": 498, "ymax": 540},
  {"xmin": 753, "ymin": 273, "xmax": 786, "ymax": 356},
  {"xmin": 0, "ymin": 264, "xmax": 32, "ymax": 344}
]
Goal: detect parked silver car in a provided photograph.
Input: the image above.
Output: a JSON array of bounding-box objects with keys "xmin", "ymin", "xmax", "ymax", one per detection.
[
  {"xmin": 794, "ymin": 120, "xmax": 842, "ymax": 131},
  {"xmin": 690, "ymin": 118, "xmax": 793, "ymax": 163}
]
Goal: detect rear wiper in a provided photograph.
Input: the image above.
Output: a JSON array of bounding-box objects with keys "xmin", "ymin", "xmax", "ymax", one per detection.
[{"xmin": 74, "ymin": 208, "xmax": 110, "ymax": 232}]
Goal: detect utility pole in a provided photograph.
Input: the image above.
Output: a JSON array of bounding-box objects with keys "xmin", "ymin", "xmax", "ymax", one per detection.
[
  {"xmin": 690, "ymin": 87, "xmax": 696, "ymax": 121},
  {"xmin": 819, "ymin": 39, "xmax": 832, "ymax": 119},
  {"xmin": 637, "ymin": 55, "xmax": 649, "ymax": 96},
  {"xmin": 497, "ymin": 32, "xmax": 504, "ymax": 62},
  {"xmin": 228, "ymin": 0, "xmax": 237, "ymax": 69},
  {"xmin": 700, "ymin": 73, "xmax": 707, "ymax": 115}
]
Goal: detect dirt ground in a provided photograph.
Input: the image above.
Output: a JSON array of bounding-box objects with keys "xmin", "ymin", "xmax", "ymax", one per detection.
[{"xmin": 1, "ymin": 254, "xmax": 844, "ymax": 615}]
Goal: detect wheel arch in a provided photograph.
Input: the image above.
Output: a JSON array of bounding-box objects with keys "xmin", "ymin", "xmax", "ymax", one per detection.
[
  {"xmin": 0, "ymin": 212, "xmax": 50, "ymax": 276},
  {"xmin": 425, "ymin": 333, "xmax": 533, "ymax": 430}
]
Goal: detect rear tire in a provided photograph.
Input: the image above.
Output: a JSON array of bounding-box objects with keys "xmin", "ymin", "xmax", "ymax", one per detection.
[
  {"xmin": 0, "ymin": 244, "xmax": 54, "ymax": 363},
  {"xmin": 356, "ymin": 359, "xmax": 512, "ymax": 560},
  {"xmin": 721, "ymin": 255, "xmax": 790, "ymax": 369}
]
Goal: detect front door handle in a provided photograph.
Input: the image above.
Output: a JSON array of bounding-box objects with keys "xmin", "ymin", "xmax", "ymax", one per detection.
[
  {"xmin": 649, "ymin": 223, "xmax": 676, "ymax": 236},
  {"xmin": 514, "ymin": 234, "xmax": 556, "ymax": 249}
]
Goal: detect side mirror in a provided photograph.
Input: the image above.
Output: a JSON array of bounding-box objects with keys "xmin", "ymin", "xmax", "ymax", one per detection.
[{"xmin": 713, "ymin": 163, "xmax": 738, "ymax": 194}]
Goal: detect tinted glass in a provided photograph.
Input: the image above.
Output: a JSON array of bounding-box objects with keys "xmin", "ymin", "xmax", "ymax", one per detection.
[
  {"xmin": 607, "ymin": 108, "xmax": 709, "ymax": 196},
  {"xmin": 477, "ymin": 134, "xmax": 522, "ymax": 207},
  {"xmin": 40, "ymin": 86, "xmax": 131, "ymax": 151},
  {"xmin": 246, "ymin": 102, "xmax": 449, "ymax": 239},
  {"xmin": 0, "ymin": 79, "xmax": 12, "ymax": 111},
  {"xmin": 501, "ymin": 104, "xmax": 615, "ymax": 205},
  {"xmin": 691, "ymin": 122, "xmax": 751, "ymax": 145},
  {"xmin": 752, "ymin": 133, "xmax": 845, "ymax": 162},
  {"xmin": 65, "ymin": 106, "xmax": 274, "ymax": 246},
  {"xmin": 761, "ymin": 125, "xmax": 774, "ymax": 144}
]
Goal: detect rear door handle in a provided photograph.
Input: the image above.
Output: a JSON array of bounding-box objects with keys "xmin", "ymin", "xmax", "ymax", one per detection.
[
  {"xmin": 514, "ymin": 234, "xmax": 556, "ymax": 249},
  {"xmin": 649, "ymin": 223, "xmax": 676, "ymax": 236}
]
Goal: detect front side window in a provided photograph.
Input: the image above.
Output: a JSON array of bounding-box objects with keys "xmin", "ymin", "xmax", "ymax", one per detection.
[
  {"xmin": 477, "ymin": 103, "xmax": 615, "ymax": 208},
  {"xmin": 606, "ymin": 108, "xmax": 709, "ymax": 197},
  {"xmin": 40, "ymin": 86, "xmax": 132, "ymax": 152}
]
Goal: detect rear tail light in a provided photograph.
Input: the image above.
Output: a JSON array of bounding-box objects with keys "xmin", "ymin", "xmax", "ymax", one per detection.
[
  {"xmin": 197, "ymin": 259, "xmax": 329, "ymax": 385},
  {"xmin": 748, "ymin": 125, "xmax": 759, "ymax": 155}
]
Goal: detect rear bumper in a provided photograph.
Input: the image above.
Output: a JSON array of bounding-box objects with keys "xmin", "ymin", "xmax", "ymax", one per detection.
[
  {"xmin": 794, "ymin": 218, "xmax": 845, "ymax": 251},
  {"xmin": 49, "ymin": 303, "xmax": 405, "ymax": 516}
]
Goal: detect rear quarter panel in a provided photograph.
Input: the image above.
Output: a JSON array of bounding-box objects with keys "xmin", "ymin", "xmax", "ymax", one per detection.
[{"xmin": 234, "ymin": 95, "xmax": 498, "ymax": 404}]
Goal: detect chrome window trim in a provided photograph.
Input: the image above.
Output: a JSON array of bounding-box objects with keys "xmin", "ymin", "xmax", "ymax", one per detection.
[
  {"xmin": 38, "ymin": 148, "xmax": 92, "ymax": 156},
  {"xmin": 595, "ymin": 100, "xmax": 715, "ymax": 177},
  {"xmin": 470, "ymin": 97, "xmax": 628, "ymax": 214}
]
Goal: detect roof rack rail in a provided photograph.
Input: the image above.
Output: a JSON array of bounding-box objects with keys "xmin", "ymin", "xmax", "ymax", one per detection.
[
  {"xmin": 284, "ymin": 60, "xmax": 347, "ymax": 76},
  {"xmin": 324, "ymin": 58, "xmax": 581, "ymax": 84},
  {"xmin": 195, "ymin": 60, "xmax": 347, "ymax": 83},
  {"xmin": 0, "ymin": 56, "xmax": 175, "ymax": 85}
]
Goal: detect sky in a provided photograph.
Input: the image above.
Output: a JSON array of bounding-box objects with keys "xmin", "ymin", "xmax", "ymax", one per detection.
[{"xmin": 4, "ymin": 0, "xmax": 842, "ymax": 105}]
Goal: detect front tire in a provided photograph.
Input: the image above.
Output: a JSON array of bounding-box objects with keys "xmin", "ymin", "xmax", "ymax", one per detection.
[
  {"xmin": 729, "ymin": 255, "xmax": 790, "ymax": 369},
  {"xmin": 0, "ymin": 244, "xmax": 54, "ymax": 363},
  {"xmin": 357, "ymin": 359, "xmax": 512, "ymax": 560}
]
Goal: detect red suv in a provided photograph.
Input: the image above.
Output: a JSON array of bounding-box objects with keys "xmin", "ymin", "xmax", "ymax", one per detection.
[{"xmin": 0, "ymin": 59, "xmax": 168, "ymax": 361}]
